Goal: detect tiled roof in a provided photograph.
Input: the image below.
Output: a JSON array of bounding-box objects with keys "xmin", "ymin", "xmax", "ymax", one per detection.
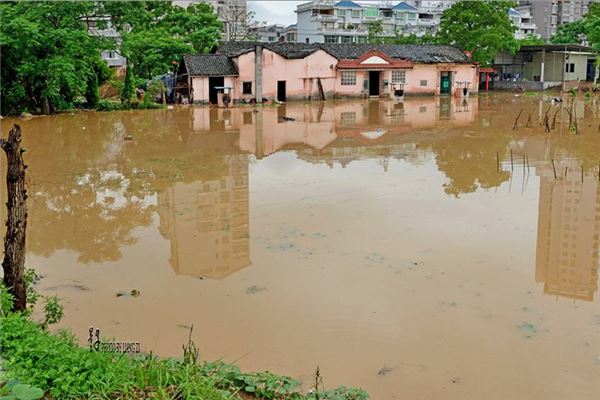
[
  {"xmin": 182, "ymin": 54, "xmax": 239, "ymax": 76},
  {"xmin": 319, "ymin": 44, "xmax": 471, "ymax": 63},
  {"xmin": 334, "ymin": 1, "xmax": 362, "ymax": 8},
  {"xmin": 393, "ymin": 2, "xmax": 417, "ymax": 11},
  {"xmin": 216, "ymin": 42, "xmax": 322, "ymax": 59},
  {"xmin": 214, "ymin": 42, "xmax": 470, "ymax": 64}
]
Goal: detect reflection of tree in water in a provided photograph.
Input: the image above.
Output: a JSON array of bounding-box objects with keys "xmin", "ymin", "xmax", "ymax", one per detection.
[
  {"xmin": 425, "ymin": 133, "xmax": 512, "ymax": 197},
  {"xmin": 21, "ymin": 109, "xmax": 239, "ymax": 263},
  {"xmin": 23, "ymin": 113, "xmax": 155, "ymax": 263}
]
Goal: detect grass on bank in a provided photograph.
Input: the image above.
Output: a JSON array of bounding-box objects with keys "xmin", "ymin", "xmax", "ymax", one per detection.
[{"xmin": 0, "ymin": 276, "xmax": 368, "ymax": 400}]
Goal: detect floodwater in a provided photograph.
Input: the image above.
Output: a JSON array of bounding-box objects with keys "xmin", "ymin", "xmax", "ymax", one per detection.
[{"xmin": 2, "ymin": 94, "xmax": 600, "ymax": 399}]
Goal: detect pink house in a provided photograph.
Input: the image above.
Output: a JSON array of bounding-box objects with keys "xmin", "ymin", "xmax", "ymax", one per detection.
[{"xmin": 176, "ymin": 43, "xmax": 479, "ymax": 105}]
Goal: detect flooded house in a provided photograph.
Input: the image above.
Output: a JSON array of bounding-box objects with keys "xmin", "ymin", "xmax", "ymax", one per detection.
[
  {"xmin": 493, "ymin": 44, "xmax": 599, "ymax": 91},
  {"xmin": 176, "ymin": 42, "xmax": 478, "ymax": 104}
]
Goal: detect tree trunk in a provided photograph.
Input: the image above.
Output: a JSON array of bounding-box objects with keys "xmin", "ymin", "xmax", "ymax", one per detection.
[{"xmin": 1, "ymin": 124, "xmax": 28, "ymax": 312}]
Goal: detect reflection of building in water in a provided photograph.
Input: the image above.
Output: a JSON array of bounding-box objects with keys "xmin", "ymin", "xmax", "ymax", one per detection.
[
  {"xmin": 235, "ymin": 97, "xmax": 477, "ymax": 168},
  {"xmin": 535, "ymin": 161, "xmax": 600, "ymax": 301},
  {"xmin": 158, "ymin": 154, "xmax": 250, "ymax": 279}
]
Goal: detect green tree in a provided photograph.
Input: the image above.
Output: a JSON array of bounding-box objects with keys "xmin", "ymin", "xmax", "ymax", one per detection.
[
  {"xmin": 120, "ymin": 64, "xmax": 135, "ymax": 104},
  {"xmin": 0, "ymin": 1, "xmax": 106, "ymax": 115},
  {"xmin": 551, "ymin": 3, "xmax": 600, "ymax": 50},
  {"xmin": 518, "ymin": 34, "xmax": 546, "ymax": 47},
  {"xmin": 582, "ymin": 2, "xmax": 600, "ymax": 50},
  {"xmin": 437, "ymin": 0, "xmax": 519, "ymax": 66},
  {"xmin": 85, "ymin": 72, "xmax": 99, "ymax": 108},
  {"xmin": 551, "ymin": 20, "xmax": 586, "ymax": 44},
  {"xmin": 367, "ymin": 20, "xmax": 384, "ymax": 45},
  {"xmin": 105, "ymin": 1, "xmax": 222, "ymax": 78}
]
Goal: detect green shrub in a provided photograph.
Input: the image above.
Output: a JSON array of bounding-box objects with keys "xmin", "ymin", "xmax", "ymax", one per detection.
[{"xmin": 96, "ymin": 99, "xmax": 124, "ymax": 112}]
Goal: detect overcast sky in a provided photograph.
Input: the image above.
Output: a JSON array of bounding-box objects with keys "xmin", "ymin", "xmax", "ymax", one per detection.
[{"xmin": 248, "ymin": 1, "xmax": 305, "ymax": 26}]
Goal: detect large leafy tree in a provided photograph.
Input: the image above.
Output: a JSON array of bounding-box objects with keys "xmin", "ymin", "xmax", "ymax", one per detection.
[
  {"xmin": 0, "ymin": 1, "xmax": 106, "ymax": 115},
  {"xmin": 0, "ymin": 1, "xmax": 222, "ymax": 115},
  {"xmin": 103, "ymin": 1, "xmax": 222, "ymax": 79},
  {"xmin": 551, "ymin": 20, "xmax": 586, "ymax": 45},
  {"xmin": 437, "ymin": 0, "xmax": 519, "ymax": 66},
  {"xmin": 551, "ymin": 3, "xmax": 600, "ymax": 49},
  {"xmin": 367, "ymin": 20, "xmax": 384, "ymax": 44}
]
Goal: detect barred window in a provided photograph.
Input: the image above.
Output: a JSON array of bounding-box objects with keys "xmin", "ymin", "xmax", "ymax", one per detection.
[
  {"xmin": 392, "ymin": 70, "xmax": 406, "ymax": 84},
  {"xmin": 340, "ymin": 111, "xmax": 356, "ymax": 126},
  {"xmin": 341, "ymin": 71, "xmax": 356, "ymax": 86}
]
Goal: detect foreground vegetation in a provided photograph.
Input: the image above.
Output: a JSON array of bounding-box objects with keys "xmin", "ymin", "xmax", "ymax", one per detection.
[{"xmin": 0, "ymin": 274, "xmax": 368, "ymax": 400}]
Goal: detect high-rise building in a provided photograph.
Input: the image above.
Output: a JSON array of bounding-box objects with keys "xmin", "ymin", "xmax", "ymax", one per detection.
[
  {"xmin": 158, "ymin": 153, "xmax": 251, "ymax": 279},
  {"xmin": 520, "ymin": 0, "xmax": 593, "ymax": 39},
  {"xmin": 535, "ymin": 160, "xmax": 600, "ymax": 301}
]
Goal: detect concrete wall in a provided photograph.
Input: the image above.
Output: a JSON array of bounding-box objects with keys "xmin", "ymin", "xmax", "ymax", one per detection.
[
  {"xmin": 190, "ymin": 51, "xmax": 478, "ymax": 103},
  {"xmin": 334, "ymin": 64, "xmax": 477, "ymax": 98},
  {"xmin": 191, "ymin": 76, "xmax": 237, "ymax": 104}
]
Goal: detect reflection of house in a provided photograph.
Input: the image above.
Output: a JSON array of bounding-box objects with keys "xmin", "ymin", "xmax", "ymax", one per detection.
[
  {"xmin": 158, "ymin": 154, "xmax": 250, "ymax": 279},
  {"xmin": 535, "ymin": 161, "xmax": 600, "ymax": 301},
  {"xmin": 176, "ymin": 42, "xmax": 478, "ymax": 104}
]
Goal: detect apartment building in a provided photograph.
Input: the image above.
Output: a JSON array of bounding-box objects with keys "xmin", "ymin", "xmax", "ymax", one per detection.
[
  {"xmin": 295, "ymin": 0, "xmax": 536, "ymax": 44},
  {"xmin": 520, "ymin": 0, "xmax": 592, "ymax": 39},
  {"xmin": 249, "ymin": 24, "xmax": 286, "ymax": 42},
  {"xmin": 510, "ymin": 7, "xmax": 538, "ymax": 39}
]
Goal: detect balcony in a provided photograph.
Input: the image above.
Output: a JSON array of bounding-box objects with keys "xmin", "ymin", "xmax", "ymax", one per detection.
[{"xmin": 312, "ymin": 14, "xmax": 338, "ymax": 22}]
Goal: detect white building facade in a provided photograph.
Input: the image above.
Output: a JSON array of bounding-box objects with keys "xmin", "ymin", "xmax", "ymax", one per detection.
[{"xmin": 295, "ymin": 0, "xmax": 537, "ymax": 44}]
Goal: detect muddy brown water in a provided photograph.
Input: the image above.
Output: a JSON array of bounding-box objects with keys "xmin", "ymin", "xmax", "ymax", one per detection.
[{"xmin": 2, "ymin": 94, "xmax": 600, "ymax": 399}]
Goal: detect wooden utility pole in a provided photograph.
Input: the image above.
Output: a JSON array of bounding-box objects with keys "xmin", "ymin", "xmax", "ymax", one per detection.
[{"xmin": 1, "ymin": 124, "xmax": 28, "ymax": 312}]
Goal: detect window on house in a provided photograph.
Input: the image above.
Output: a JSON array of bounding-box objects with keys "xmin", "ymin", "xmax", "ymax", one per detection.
[
  {"xmin": 306, "ymin": 38, "xmax": 310, "ymax": 43},
  {"xmin": 340, "ymin": 112, "xmax": 356, "ymax": 126},
  {"xmin": 268, "ymin": 36, "xmax": 275, "ymax": 42},
  {"xmin": 357, "ymin": 36, "xmax": 367, "ymax": 43},
  {"xmin": 341, "ymin": 36, "xmax": 354, "ymax": 43},
  {"xmin": 325, "ymin": 35, "xmax": 338, "ymax": 43},
  {"xmin": 243, "ymin": 112, "xmax": 253, "ymax": 124},
  {"xmin": 364, "ymin": 7, "xmax": 378, "ymax": 17},
  {"xmin": 408, "ymin": 12, "xmax": 416, "ymax": 20},
  {"xmin": 337, "ymin": 9, "xmax": 346, "ymax": 17},
  {"xmin": 341, "ymin": 71, "xmax": 356, "ymax": 86},
  {"xmin": 351, "ymin": 10, "xmax": 361, "ymax": 18},
  {"xmin": 565, "ymin": 63, "xmax": 575, "ymax": 73},
  {"xmin": 392, "ymin": 70, "xmax": 406, "ymax": 84},
  {"xmin": 420, "ymin": 79, "xmax": 427, "ymax": 86},
  {"xmin": 242, "ymin": 81, "xmax": 252, "ymax": 94}
]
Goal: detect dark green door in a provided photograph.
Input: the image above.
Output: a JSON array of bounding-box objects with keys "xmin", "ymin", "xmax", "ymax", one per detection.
[{"xmin": 440, "ymin": 72, "xmax": 452, "ymax": 95}]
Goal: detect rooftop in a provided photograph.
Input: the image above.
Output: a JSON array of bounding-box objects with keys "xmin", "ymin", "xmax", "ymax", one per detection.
[
  {"xmin": 334, "ymin": 1, "xmax": 362, "ymax": 8},
  {"xmin": 215, "ymin": 42, "xmax": 470, "ymax": 64},
  {"xmin": 181, "ymin": 54, "xmax": 239, "ymax": 76},
  {"xmin": 519, "ymin": 44, "xmax": 598, "ymax": 53}
]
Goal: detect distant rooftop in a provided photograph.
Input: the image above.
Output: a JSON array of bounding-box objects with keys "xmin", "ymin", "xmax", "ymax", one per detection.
[
  {"xmin": 393, "ymin": 2, "xmax": 417, "ymax": 11},
  {"xmin": 334, "ymin": 1, "xmax": 362, "ymax": 8}
]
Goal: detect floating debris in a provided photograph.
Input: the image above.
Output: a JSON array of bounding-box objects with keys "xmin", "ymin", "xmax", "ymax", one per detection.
[
  {"xmin": 246, "ymin": 285, "xmax": 266, "ymax": 295},
  {"xmin": 378, "ymin": 366, "xmax": 394, "ymax": 376}
]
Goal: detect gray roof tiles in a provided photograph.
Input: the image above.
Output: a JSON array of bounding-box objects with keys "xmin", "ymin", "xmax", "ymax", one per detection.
[
  {"xmin": 216, "ymin": 42, "xmax": 470, "ymax": 64},
  {"xmin": 181, "ymin": 54, "xmax": 239, "ymax": 76}
]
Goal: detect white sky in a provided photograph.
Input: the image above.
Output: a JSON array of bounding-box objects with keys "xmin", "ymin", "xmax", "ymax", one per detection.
[{"xmin": 248, "ymin": 1, "xmax": 305, "ymax": 26}]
